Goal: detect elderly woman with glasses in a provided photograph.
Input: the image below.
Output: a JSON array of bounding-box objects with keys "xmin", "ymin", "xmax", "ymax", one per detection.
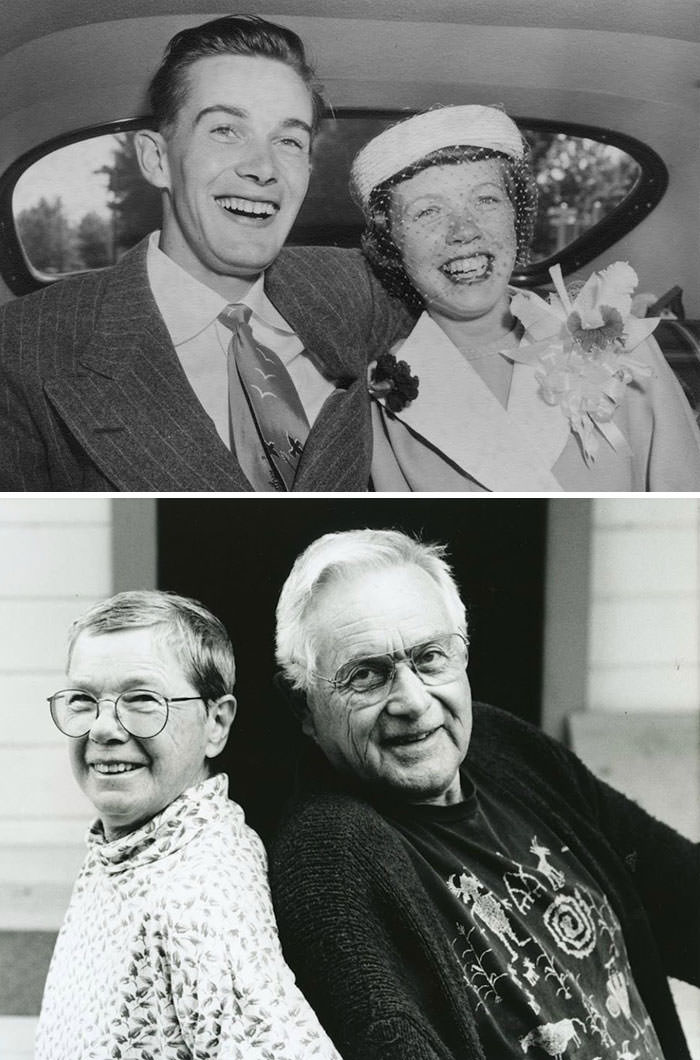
[
  {"xmin": 36, "ymin": 590, "xmax": 341, "ymax": 1060},
  {"xmin": 350, "ymin": 105, "xmax": 700, "ymax": 491}
]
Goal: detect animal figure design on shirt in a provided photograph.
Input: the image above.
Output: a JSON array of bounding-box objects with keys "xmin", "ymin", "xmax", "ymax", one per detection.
[
  {"xmin": 520, "ymin": 1017, "xmax": 585, "ymax": 1058},
  {"xmin": 530, "ymin": 836, "xmax": 565, "ymax": 890},
  {"xmin": 522, "ymin": 957, "xmax": 540, "ymax": 986},
  {"xmin": 448, "ymin": 871, "xmax": 528, "ymax": 961}
]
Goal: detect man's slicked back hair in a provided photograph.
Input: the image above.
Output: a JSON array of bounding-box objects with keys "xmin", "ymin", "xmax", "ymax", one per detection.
[{"xmin": 148, "ymin": 14, "xmax": 325, "ymax": 135}]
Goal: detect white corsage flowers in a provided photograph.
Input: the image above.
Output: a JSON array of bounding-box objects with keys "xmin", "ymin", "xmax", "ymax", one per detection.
[{"xmin": 510, "ymin": 262, "xmax": 660, "ymax": 464}]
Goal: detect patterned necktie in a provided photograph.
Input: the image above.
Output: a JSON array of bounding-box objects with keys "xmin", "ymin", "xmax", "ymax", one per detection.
[{"xmin": 218, "ymin": 304, "xmax": 310, "ymax": 491}]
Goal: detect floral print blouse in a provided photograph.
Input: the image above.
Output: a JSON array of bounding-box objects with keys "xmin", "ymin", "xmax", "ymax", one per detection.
[{"xmin": 35, "ymin": 774, "xmax": 341, "ymax": 1060}]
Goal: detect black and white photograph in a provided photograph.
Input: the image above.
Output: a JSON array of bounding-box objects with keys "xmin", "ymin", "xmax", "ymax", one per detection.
[
  {"xmin": 0, "ymin": 3, "xmax": 698, "ymax": 492},
  {"xmin": 0, "ymin": 496, "xmax": 699, "ymax": 1058},
  {"xmin": 0, "ymin": 3, "xmax": 699, "ymax": 1059}
]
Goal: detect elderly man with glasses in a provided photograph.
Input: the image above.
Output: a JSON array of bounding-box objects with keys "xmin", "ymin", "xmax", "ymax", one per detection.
[
  {"xmin": 36, "ymin": 589, "xmax": 341, "ymax": 1060},
  {"xmin": 270, "ymin": 528, "xmax": 699, "ymax": 1060}
]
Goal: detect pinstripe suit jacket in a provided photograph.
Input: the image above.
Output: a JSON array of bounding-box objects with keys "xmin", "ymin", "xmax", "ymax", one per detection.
[{"xmin": 0, "ymin": 238, "xmax": 412, "ymax": 491}]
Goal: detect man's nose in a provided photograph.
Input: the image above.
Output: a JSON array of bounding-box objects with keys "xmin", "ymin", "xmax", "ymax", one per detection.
[
  {"xmin": 235, "ymin": 139, "xmax": 277, "ymax": 185},
  {"xmin": 384, "ymin": 661, "xmax": 432, "ymax": 715},
  {"xmin": 88, "ymin": 700, "xmax": 129, "ymax": 743}
]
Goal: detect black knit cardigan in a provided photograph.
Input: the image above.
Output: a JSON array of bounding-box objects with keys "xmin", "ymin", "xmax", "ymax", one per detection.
[{"xmin": 270, "ymin": 703, "xmax": 699, "ymax": 1060}]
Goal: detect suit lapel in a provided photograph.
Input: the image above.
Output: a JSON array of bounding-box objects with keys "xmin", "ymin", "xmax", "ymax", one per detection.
[
  {"xmin": 266, "ymin": 260, "xmax": 371, "ymax": 491},
  {"xmin": 266, "ymin": 259, "xmax": 358, "ymax": 382},
  {"xmin": 43, "ymin": 240, "xmax": 253, "ymax": 491},
  {"xmin": 293, "ymin": 379, "xmax": 371, "ymax": 490}
]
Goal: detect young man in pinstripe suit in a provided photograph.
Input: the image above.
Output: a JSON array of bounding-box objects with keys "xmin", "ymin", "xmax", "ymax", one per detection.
[{"xmin": 0, "ymin": 15, "xmax": 411, "ymax": 491}]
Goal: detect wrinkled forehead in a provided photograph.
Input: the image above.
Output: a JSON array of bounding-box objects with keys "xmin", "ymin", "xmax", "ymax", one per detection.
[
  {"xmin": 390, "ymin": 157, "xmax": 509, "ymax": 211},
  {"xmin": 308, "ymin": 563, "xmax": 456, "ymax": 659}
]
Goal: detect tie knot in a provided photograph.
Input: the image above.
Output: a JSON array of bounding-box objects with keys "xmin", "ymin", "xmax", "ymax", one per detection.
[{"xmin": 218, "ymin": 303, "xmax": 252, "ymax": 334}]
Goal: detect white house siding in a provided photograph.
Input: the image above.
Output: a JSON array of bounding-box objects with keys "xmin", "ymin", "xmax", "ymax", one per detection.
[
  {"xmin": 574, "ymin": 498, "xmax": 700, "ymax": 1057},
  {"xmin": 0, "ymin": 498, "xmax": 112, "ymax": 931},
  {"xmin": 588, "ymin": 498, "xmax": 700, "ymax": 714}
]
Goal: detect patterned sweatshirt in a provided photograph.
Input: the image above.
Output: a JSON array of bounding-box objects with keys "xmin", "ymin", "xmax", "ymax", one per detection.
[
  {"xmin": 36, "ymin": 774, "xmax": 342, "ymax": 1060},
  {"xmin": 270, "ymin": 702, "xmax": 700, "ymax": 1060}
]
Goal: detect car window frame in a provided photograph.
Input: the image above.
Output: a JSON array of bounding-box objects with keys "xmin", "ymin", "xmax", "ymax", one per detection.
[{"xmin": 0, "ymin": 111, "xmax": 668, "ymax": 296}]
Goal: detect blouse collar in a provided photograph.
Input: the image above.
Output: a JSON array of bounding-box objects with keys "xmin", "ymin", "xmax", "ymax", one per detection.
[{"xmin": 86, "ymin": 773, "xmax": 229, "ymax": 875}]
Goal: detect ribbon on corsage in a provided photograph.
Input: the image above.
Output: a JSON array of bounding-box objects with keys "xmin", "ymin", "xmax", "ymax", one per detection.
[{"xmin": 510, "ymin": 262, "xmax": 661, "ymax": 464}]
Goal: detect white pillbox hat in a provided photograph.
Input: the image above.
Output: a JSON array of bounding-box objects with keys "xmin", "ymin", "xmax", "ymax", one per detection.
[{"xmin": 350, "ymin": 105, "xmax": 525, "ymax": 211}]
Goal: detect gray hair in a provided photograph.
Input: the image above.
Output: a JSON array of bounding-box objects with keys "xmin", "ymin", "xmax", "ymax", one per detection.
[
  {"xmin": 276, "ymin": 528, "xmax": 467, "ymax": 692},
  {"xmin": 68, "ymin": 590, "xmax": 236, "ymax": 703}
]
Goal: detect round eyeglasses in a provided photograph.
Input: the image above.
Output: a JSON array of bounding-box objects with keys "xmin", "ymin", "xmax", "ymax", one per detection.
[
  {"xmin": 47, "ymin": 689, "xmax": 203, "ymax": 739},
  {"xmin": 311, "ymin": 632, "xmax": 468, "ymax": 706}
]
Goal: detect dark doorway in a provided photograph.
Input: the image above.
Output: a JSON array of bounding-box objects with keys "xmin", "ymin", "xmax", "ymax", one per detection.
[{"xmin": 157, "ymin": 498, "xmax": 548, "ymax": 837}]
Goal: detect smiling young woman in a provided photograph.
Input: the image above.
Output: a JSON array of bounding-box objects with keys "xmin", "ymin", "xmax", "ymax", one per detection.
[{"xmin": 350, "ymin": 104, "xmax": 700, "ymax": 493}]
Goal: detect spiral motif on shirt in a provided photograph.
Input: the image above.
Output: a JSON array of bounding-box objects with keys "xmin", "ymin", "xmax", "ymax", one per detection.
[{"xmin": 542, "ymin": 890, "xmax": 596, "ymax": 957}]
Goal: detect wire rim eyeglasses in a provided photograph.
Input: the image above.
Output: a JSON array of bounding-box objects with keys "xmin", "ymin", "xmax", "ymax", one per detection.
[
  {"xmin": 47, "ymin": 689, "xmax": 204, "ymax": 739},
  {"xmin": 310, "ymin": 631, "xmax": 468, "ymax": 703}
]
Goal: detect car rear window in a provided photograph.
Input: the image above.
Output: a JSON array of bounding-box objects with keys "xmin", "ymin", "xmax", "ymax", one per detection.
[{"xmin": 1, "ymin": 111, "xmax": 665, "ymax": 294}]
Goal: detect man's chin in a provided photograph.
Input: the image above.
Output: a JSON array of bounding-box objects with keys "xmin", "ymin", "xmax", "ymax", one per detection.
[
  {"xmin": 372, "ymin": 768, "xmax": 453, "ymax": 805},
  {"xmin": 161, "ymin": 225, "xmax": 290, "ymax": 287},
  {"xmin": 210, "ymin": 219, "xmax": 295, "ymax": 272},
  {"xmin": 213, "ymin": 251, "xmax": 282, "ymax": 278}
]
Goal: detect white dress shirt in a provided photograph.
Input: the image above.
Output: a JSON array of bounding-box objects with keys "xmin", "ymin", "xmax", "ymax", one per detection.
[{"xmin": 146, "ymin": 232, "xmax": 334, "ymax": 448}]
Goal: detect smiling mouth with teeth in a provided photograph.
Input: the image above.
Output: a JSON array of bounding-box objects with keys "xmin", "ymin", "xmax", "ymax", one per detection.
[
  {"xmin": 91, "ymin": 762, "xmax": 143, "ymax": 775},
  {"xmin": 215, "ymin": 195, "xmax": 278, "ymax": 220},
  {"xmin": 441, "ymin": 253, "xmax": 493, "ymax": 283}
]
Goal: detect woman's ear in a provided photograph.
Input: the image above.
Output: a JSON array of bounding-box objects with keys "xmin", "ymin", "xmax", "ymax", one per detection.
[
  {"xmin": 204, "ymin": 694, "xmax": 237, "ymax": 759},
  {"xmin": 134, "ymin": 128, "xmax": 171, "ymax": 191}
]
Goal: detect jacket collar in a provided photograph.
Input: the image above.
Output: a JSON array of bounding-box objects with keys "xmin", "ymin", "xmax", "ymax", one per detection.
[
  {"xmin": 383, "ymin": 313, "xmax": 567, "ymax": 491},
  {"xmin": 146, "ymin": 231, "xmax": 296, "ymax": 344}
]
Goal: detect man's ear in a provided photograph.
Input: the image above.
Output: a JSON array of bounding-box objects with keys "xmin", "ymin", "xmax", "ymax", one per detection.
[
  {"xmin": 134, "ymin": 128, "xmax": 171, "ymax": 191},
  {"xmin": 272, "ymin": 672, "xmax": 315, "ymax": 737},
  {"xmin": 204, "ymin": 694, "xmax": 237, "ymax": 759}
]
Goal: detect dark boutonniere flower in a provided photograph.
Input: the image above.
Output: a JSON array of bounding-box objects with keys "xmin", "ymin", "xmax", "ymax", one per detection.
[{"xmin": 368, "ymin": 352, "xmax": 420, "ymax": 415}]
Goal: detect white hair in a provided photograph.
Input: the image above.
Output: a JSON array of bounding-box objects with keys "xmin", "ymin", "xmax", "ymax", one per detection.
[{"xmin": 275, "ymin": 528, "xmax": 468, "ymax": 691}]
